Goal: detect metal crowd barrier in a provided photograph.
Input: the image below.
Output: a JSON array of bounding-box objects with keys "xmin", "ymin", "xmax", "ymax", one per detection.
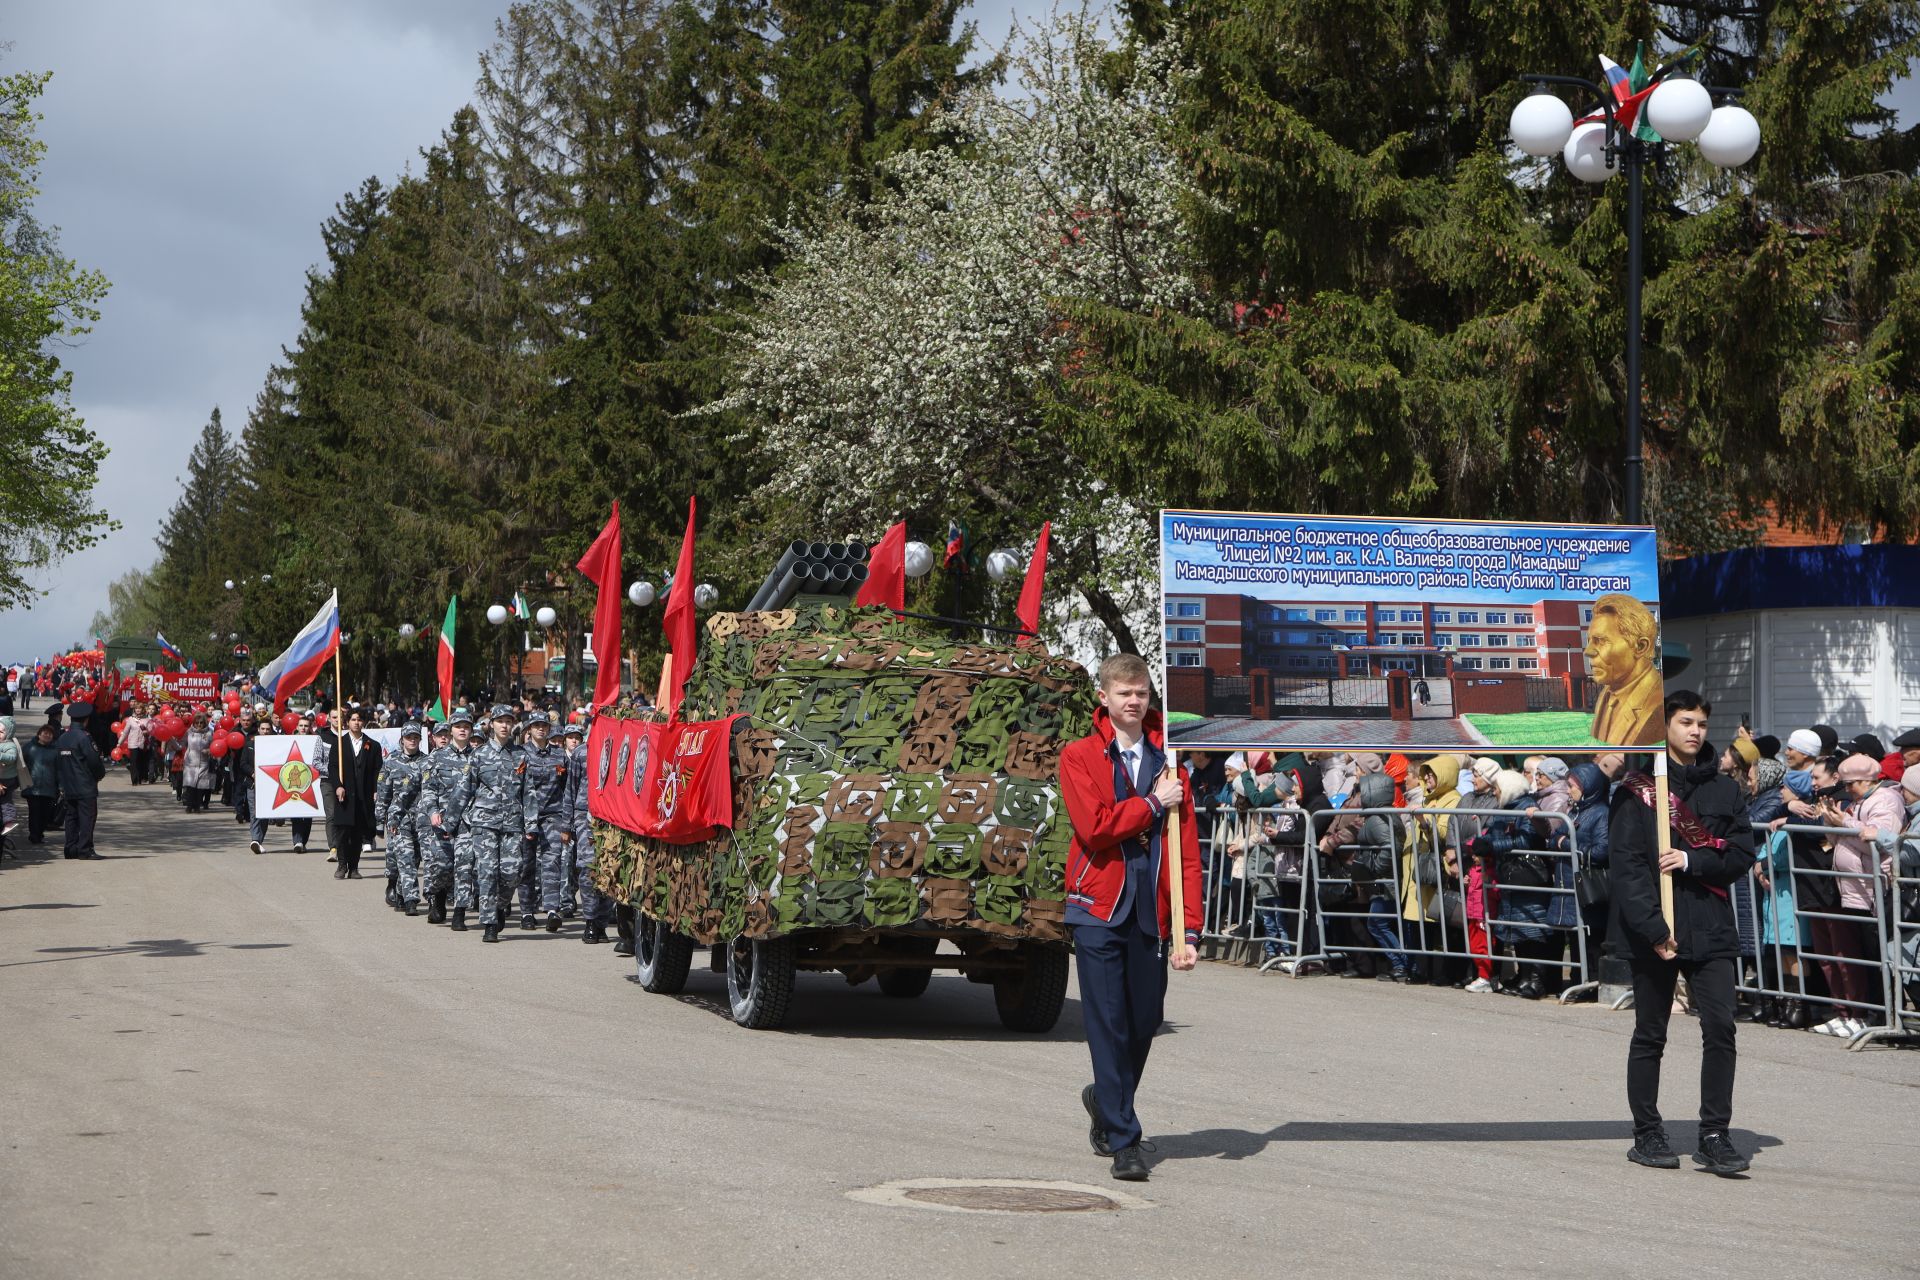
[
  {"xmin": 1197, "ymin": 806, "xmax": 1317, "ymax": 971},
  {"xmin": 1200, "ymin": 805, "xmax": 1592, "ymax": 1002},
  {"xmin": 1738, "ymin": 822, "xmax": 1917, "ymax": 1051}
]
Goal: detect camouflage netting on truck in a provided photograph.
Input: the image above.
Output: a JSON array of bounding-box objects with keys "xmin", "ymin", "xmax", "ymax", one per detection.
[{"xmin": 590, "ymin": 602, "xmax": 1093, "ymax": 946}]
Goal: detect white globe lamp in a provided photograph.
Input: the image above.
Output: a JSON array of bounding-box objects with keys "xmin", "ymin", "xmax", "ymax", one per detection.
[
  {"xmin": 1509, "ymin": 93, "xmax": 1574, "ymax": 158},
  {"xmin": 1697, "ymin": 105, "xmax": 1761, "ymax": 168},
  {"xmin": 486, "ymin": 604, "xmax": 509, "ymax": 626},
  {"xmin": 1645, "ymin": 78, "xmax": 1712, "ymax": 143},
  {"xmin": 903, "ymin": 541, "xmax": 934, "ymax": 580},
  {"xmin": 628, "ymin": 580, "xmax": 655, "ymax": 607},
  {"xmin": 693, "ymin": 583, "xmax": 719, "ymax": 609},
  {"xmin": 535, "ymin": 606, "xmax": 557, "ymax": 628},
  {"xmin": 1562, "ymin": 121, "xmax": 1616, "ymax": 183},
  {"xmin": 986, "ymin": 550, "xmax": 1021, "ymax": 583}
]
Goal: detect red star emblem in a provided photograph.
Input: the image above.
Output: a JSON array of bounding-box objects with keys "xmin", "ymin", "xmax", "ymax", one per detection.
[{"xmin": 260, "ymin": 739, "xmax": 320, "ymax": 810}]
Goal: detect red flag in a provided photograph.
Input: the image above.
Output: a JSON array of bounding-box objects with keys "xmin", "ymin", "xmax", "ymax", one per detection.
[
  {"xmin": 1014, "ymin": 520, "xmax": 1051, "ymax": 645},
  {"xmin": 575, "ymin": 503, "xmax": 624, "ymax": 710},
  {"xmin": 661, "ymin": 496, "xmax": 698, "ymax": 718},
  {"xmin": 853, "ymin": 520, "xmax": 906, "ymax": 612}
]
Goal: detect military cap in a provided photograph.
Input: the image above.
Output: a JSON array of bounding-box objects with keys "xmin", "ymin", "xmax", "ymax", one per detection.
[
  {"xmin": 430, "ymin": 721, "xmax": 451, "ymax": 736},
  {"xmin": 401, "ymin": 721, "xmax": 424, "ymax": 738},
  {"xmin": 448, "ymin": 707, "xmax": 475, "ymax": 726},
  {"xmin": 525, "ymin": 709, "xmax": 549, "ymax": 726},
  {"xmin": 68, "ymin": 701, "xmax": 93, "ymax": 720},
  {"xmin": 561, "ymin": 720, "xmax": 585, "ymax": 737},
  {"xmin": 487, "ymin": 703, "xmax": 517, "ymax": 722},
  {"xmin": 1895, "ymin": 728, "xmax": 1920, "ymax": 750}
]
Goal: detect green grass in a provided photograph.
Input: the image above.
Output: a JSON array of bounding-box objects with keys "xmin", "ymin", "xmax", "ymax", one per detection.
[
  {"xmin": 1464, "ymin": 711, "xmax": 1608, "ymax": 749},
  {"xmin": 1165, "ymin": 712, "xmax": 1205, "ymax": 725}
]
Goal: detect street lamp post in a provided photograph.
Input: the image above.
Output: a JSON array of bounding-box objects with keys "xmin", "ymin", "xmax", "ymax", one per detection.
[{"xmin": 1509, "ymin": 62, "xmax": 1760, "ymax": 523}]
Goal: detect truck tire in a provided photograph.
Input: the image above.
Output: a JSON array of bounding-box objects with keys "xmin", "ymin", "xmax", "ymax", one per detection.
[
  {"xmin": 876, "ymin": 937, "xmax": 938, "ymax": 998},
  {"xmin": 993, "ymin": 945, "xmax": 1069, "ymax": 1032},
  {"xmin": 636, "ymin": 916, "xmax": 694, "ymax": 994},
  {"xmin": 726, "ymin": 934, "xmax": 796, "ymax": 1029}
]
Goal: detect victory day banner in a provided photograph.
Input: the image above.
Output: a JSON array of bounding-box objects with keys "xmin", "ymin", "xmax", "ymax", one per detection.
[
  {"xmin": 587, "ymin": 714, "xmax": 740, "ymax": 844},
  {"xmin": 133, "ymin": 671, "xmax": 221, "ymax": 706},
  {"xmin": 1161, "ymin": 510, "xmax": 1662, "ymax": 753},
  {"xmin": 254, "ymin": 734, "xmax": 326, "ymax": 819}
]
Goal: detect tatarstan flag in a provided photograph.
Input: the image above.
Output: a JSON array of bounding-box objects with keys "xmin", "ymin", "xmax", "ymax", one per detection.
[{"xmin": 431, "ymin": 597, "xmax": 457, "ymax": 722}]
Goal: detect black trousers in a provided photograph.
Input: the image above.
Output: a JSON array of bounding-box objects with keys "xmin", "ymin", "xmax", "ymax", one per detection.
[
  {"xmin": 328, "ymin": 821, "xmax": 371, "ymax": 873},
  {"xmin": 1628, "ymin": 954, "xmax": 1737, "ymax": 1139},
  {"xmin": 1073, "ymin": 900, "xmax": 1167, "ymax": 1153},
  {"xmin": 63, "ymin": 796, "xmax": 98, "ymax": 858},
  {"xmin": 27, "ymin": 794, "xmax": 57, "ymax": 842}
]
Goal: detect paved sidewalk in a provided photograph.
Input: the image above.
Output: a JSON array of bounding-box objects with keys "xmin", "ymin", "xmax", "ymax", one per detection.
[{"xmin": 3, "ymin": 770, "xmax": 1916, "ymax": 1279}]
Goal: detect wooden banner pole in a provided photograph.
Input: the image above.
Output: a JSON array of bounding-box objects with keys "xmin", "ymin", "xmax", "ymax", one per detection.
[
  {"xmin": 1163, "ymin": 747, "xmax": 1188, "ymax": 964},
  {"xmin": 1654, "ymin": 752, "xmax": 1675, "ymax": 938}
]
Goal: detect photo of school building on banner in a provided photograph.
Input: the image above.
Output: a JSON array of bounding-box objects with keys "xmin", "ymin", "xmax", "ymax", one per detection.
[{"xmin": 1160, "ymin": 510, "xmax": 1662, "ymax": 752}]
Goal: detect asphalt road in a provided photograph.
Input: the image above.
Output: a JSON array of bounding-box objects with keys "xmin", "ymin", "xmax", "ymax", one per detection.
[{"xmin": 4, "ymin": 770, "xmax": 1917, "ymax": 1279}]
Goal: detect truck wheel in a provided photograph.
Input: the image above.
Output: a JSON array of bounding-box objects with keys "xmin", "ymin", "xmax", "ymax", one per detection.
[
  {"xmin": 636, "ymin": 916, "xmax": 694, "ymax": 994},
  {"xmin": 726, "ymin": 935, "xmax": 796, "ymax": 1029},
  {"xmin": 876, "ymin": 937, "xmax": 938, "ymax": 998},
  {"xmin": 993, "ymin": 945, "xmax": 1069, "ymax": 1032}
]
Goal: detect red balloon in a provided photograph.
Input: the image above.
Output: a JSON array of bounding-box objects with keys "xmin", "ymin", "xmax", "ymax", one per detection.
[
  {"xmin": 209, "ymin": 738, "xmax": 229, "ymax": 758},
  {"xmin": 112, "ymin": 746, "xmax": 128, "ymax": 761},
  {"xmin": 279, "ymin": 712, "xmax": 300, "ymax": 734},
  {"xmin": 111, "ymin": 720, "xmax": 125, "ymax": 734},
  {"xmin": 226, "ymin": 731, "xmax": 246, "ymax": 750},
  {"xmin": 218, "ymin": 716, "xmax": 237, "ymax": 734}
]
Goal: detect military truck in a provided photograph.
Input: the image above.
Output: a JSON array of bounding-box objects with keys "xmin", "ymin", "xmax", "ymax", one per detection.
[{"xmin": 588, "ymin": 556, "xmax": 1092, "ymax": 1032}]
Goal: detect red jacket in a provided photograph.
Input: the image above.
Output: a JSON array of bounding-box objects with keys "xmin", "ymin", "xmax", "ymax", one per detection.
[{"xmin": 1058, "ymin": 706, "xmax": 1204, "ymax": 941}]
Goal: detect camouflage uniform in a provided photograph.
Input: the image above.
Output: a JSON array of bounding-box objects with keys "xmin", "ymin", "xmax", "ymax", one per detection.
[
  {"xmin": 456, "ymin": 709, "xmax": 534, "ymax": 925},
  {"xmin": 566, "ymin": 733, "xmax": 612, "ymax": 928},
  {"xmin": 420, "ymin": 726, "xmax": 479, "ymax": 911},
  {"xmin": 520, "ymin": 721, "xmax": 572, "ymax": 916},
  {"xmin": 376, "ymin": 726, "xmax": 428, "ymax": 908}
]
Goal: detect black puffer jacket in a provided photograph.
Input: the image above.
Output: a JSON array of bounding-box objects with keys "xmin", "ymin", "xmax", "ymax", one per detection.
[{"xmin": 1609, "ymin": 750, "xmax": 1756, "ymax": 962}]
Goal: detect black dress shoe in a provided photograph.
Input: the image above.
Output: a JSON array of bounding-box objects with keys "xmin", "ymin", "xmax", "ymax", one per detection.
[
  {"xmin": 520, "ymin": 913, "xmax": 535, "ymax": 931},
  {"xmin": 612, "ymin": 937, "xmax": 634, "ymax": 957},
  {"xmin": 1110, "ymin": 1146, "xmax": 1149, "ymax": 1182},
  {"xmin": 1082, "ymin": 1084, "xmax": 1112, "ymax": 1157},
  {"xmin": 582, "ymin": 924, "xmax": 606, "ymax": 944},
  {"xmin": 451, "ymin": 908, "xmax": 468, "ymax": 932},
  {"xmin": 334, "ymin": 866, "xmax": 347, "ymax": 880},
  {"xmin": 482, "ymin": 923, "xmax": 500, "ymax": 943},
  {"xmin": 546, "ymin": 912, "xmax": 562, "ymax": 933}
]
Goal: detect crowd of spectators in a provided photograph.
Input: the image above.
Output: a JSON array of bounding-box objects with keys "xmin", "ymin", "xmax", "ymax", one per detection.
[{"xmin": 1188, "ymin": 723, "xmax": 1920, "ymax": 1039}]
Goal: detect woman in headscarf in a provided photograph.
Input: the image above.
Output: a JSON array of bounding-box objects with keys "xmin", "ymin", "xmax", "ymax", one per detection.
[{"xmin": 1402, "ymin": 755, "xmax": 1465, "ymax": 985}]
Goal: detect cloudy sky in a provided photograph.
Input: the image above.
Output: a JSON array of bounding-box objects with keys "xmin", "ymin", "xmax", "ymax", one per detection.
[
  {"xmin": 0, "ymin": 0, "xmax": 1033, "ymax": 661},
  {"xmin": 1, "ymin": 5, "xmax": 1913, "ymax": 661}
]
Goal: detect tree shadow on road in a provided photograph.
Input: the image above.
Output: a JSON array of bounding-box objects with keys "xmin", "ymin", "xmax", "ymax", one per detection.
[
  {"xmin": 1150, "ymin": 1120, "xmax": 1783, "ymax": 1162},
  {"xmin": 0, "ymin": 902, "xmax": 99, "ymax": 911},
  {"xmin": 1, "ymin": 939, "xmax": 294, "ymax": 968}
]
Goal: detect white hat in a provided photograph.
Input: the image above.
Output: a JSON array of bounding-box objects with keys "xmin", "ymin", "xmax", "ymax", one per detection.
[{"xmin": 1787, "ymin": 729, "xmax": 1822, "ymax": 757}]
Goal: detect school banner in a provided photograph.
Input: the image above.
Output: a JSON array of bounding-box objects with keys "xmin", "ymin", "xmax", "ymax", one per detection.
[
  {"xmin": 1160, "ymin": 510, "xmax": 1662, "ymax": 752},
  {"xmin": 133, "ymin": 671, "xmax": 221, "ymax": 706},
  {"xmin": 254, "ymin": 734, "xmax": 326, "ymax": 819}
]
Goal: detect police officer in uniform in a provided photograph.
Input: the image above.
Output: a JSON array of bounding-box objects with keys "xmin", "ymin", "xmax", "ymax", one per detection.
[
  {"xmin": 456, "ymin": 705, "xmax": 535, "ymax": 944},
  {"xmin": 422, "ymin": 709, "xmax": 479, "ymax": 929},
  {"xmin": 520, "ymin": 711, "xmax": 572, "ymax": 932},
  {"xmin": 376, "ymin": 722, "xmax": 428, "ymax": 914},
  {"xmin": 56, "ymin": 702, "xmax": 108, "ymax": 859}
]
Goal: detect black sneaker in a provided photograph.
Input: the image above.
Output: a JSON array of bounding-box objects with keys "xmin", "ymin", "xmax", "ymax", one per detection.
[
  {"xmin": 1082, "ymin": 1085, "xmax": 1112, "ymax": 1157},
  {"xmin": 1628, "ymin": 1131, "xmax": 1681, "ymax": 1170},
  {"xmin": 1694, "ymin": 1131, "xmax": 1750, "ymax": 1176},
  {"xmin": 1110, "ymin": 1145, "xmax": 1149, "ymax": 1182}
]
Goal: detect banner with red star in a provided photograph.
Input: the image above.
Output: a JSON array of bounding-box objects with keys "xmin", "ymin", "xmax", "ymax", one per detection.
[{"xmin": 255, "ymin": 734, "xmax": 325, "ymax": 818}]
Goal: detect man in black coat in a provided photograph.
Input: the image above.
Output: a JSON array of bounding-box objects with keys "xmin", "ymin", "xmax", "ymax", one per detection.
[
  {"xmin": 1610, "ymin": 690, "xmax": 1756, "ymax": 1176},
  {"xmin": 324, "ymin": 707, "xmax": 384, "ymax": 880},
  {"xmin": 55, "ymin": 703, "xmax": 108, "ymax": 860}
]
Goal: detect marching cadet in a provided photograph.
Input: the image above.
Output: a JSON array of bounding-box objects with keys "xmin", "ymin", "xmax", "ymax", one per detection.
[
  {"xmin": 520, "ymin": 711, "xmax": 572, "ymax": 933},
  {"xmin": 422, "ymin": 709, "xmax": 479, "ymax": 930},
  {"xmin": 456, "ymin": 704, "xmax": 536, "ymax": 944},
  {"xmin": 560, "ymin": 719, "xmax": 612, "ymax": 944},
  {"xmin": 375, "ymin": 722, "xmax": 428, "ymax": 915}
]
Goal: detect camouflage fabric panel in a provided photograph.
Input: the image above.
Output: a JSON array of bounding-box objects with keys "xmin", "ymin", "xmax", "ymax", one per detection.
[{"xmin": 602, "ymin": 601, "xmax": 1094, "ymax": 945}]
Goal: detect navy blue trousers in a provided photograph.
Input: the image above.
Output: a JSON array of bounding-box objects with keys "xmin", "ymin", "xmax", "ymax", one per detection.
[{"xmin": 1073, "ymin": 902, "xmax": 1166, "ymax": 1152}]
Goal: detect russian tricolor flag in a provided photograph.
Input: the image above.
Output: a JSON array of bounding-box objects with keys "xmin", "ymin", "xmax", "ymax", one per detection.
[
  {"xmin": 156, "ymin": 631, "xmax": 183, "ymax": 666},
  {"xmin": 259, "ymin": 589, "xmax": 340, "ymax": 711}
]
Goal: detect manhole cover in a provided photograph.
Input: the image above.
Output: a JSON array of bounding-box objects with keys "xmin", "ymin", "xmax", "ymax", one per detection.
[
  {"xmin": 848, "ymin": 1178, "xmax": 1153, "ymax": 1215},
  {"xmin": 904, "ymin": 1186, "xmax": 1116, "ymax": 1213}
]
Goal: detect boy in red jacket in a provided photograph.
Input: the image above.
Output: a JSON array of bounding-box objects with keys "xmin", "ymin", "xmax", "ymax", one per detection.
[{"xmin": 1059, "ymin": 653, "xmax": 1203, "ymax": 1182}]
